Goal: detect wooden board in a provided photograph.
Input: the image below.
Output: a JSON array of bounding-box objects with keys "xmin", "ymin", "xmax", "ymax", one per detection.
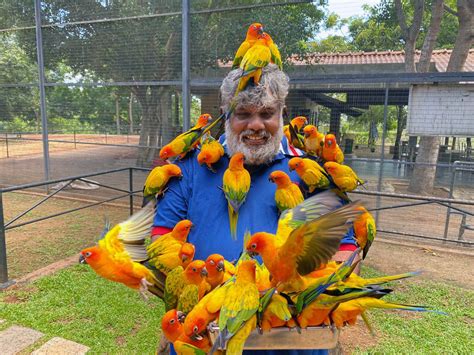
[{"xmin": 208, "ymin": 326, "xmax": 339, "ymax": 350}]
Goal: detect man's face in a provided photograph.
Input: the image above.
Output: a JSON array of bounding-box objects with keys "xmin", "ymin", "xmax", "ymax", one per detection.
[{"xmin": 225, "ymin": 102, "xmax": 283, "ymax": 165}]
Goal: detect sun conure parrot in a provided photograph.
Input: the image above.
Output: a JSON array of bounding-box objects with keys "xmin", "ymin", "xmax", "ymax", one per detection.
[
  {"xmin": 161, "ymin": 309, "xmax": 211, "ymax": 354},
  {"xmin": 352, "ymin": 206, "xmax": 376, "ymax": 259},
  {"xmin": 183, "ymin": 282, "xmax": 232, "ymax": 343},
  {"xmin": 142, "ymin": 163, "xmax": 182, "ymax": 206},
  {"xmin": 236, "ymin": 34, "xmax": 272, "ymax": 98},
  {"xmin": 324, "ymin": 161, "xmax": 365, "ymax": 193},
  {"xmin": 303, "ymin": 125, "xmax": 325, "ymax": 157},
  {"xmin": 79, "ymin": 203, "xmax": 162, "ymax": 298},
  {"xmin": 232, "ymin": 23, "xmax": 264, "ymax": 69},
  {"xmin": 164, "ymin": 260, "xmax": 210, "ymax": 314},
  {"xmin": 283, "ymin": 116, "xmax": 307, "ymax": 150},
  {"xmin": 147, "ymin": 219, "xmax": 193, "ymax": 275},
  {"xmin": 213, "ymin": 260, "xmax": 260, "ymax": 353},
  {"xmin": 262, "ymin": 32, "xmax": 283, "ymax": 70},
  {"xmin": 197, "ymin": 135, "xmax": 224, "ymax": 173},
  {"xmin": 160, "ymin": 113, "xmax": 223, "ymax": 161},
  {"xmin": 222, "ymin": 152, "xmax": 251, "ymax": 240},
  {"xmin": 288, "ymin": 157, "xmax": 331, "ymax": 194},
  {"xmin": 259, "ymin": 291, "xmax": 293, "ymax": 332},
  {"xmin": 246, "ymin": 196, "xmax": 363, "ymax": 293},
  {"xmin": 179, "ymin": 242, "xmax": 196, "ymax": 269},
  {"xmin": 205, "ymin": 254, "xmax": 234, "ymax": 290},
  {"xmin": 322, "ymin": 134, "xmax": 344, "ymax": 164},
  {"xmin": 330, "ymin": 297, "xmax": 444, "ymax": 329},
  {"xmin": 268, "ymin": 170, "xmax": 304, "ymax": 213}
]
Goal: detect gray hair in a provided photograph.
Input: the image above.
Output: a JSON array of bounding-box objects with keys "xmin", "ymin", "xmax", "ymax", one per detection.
[{"xmin": 219, "ymin": 64, "xmax": 289, "ymax": 112}]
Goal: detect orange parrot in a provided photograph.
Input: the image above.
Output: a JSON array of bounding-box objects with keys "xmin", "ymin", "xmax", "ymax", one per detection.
[
  {"xmin": 197, "ymin": 135, "xmax": 224, "ymax": 173},
  {"xmin": 142, "ymin": 163, "xmax": 182, "ymax": 206},
  {"xmin": 268, "ymin": 170, "xmax": 304, "ymax": 213},
  {"xmin": 283, "ymin": 116, "xmax": 307, "ymax": 149},
  {"xmin": 205, "ymin": 254, "xmax": 233, "ymax": 289},
  {"xmin": 222, "ymin": 152, "xmax": 251, "ymax": 240},
  {"xmin": 179, "ymin": 242, "xmax": 196, "ymax": 269},
  {"xmin": 79, "ymin": 203, "xmax": 162, "ymax": 298},
  {"xmin": 322, "ymin": 133, "xmax": 344, "ymax": 163},
  {"xmin": 161, "ymin": 309, "xmax": 211, "ymax": 353},
  {"xmin": 262, "ymin": 32, "xmax": 283, "ymax": 70},
  {"xmin": 303, "ymin": 125, "xmax": 325, "ymax": 157},
  {"xmin": 160, "ymin": 113, "xmax": 222, "ymax": 161},
  {"xmin": 288, "ymin": 157, "xmax": 331, "ymax": 193},
  {"xmin": 324, "ymin": 161, "xmax": 365, "ymax": 193},
  {"xmin": 232, "ymin": 23, "xmax": 264, "ymax": 69},
  {"xmin": 147, "ymin": 219, "xmax": 193, "ymax": 275},
  {"xmin": 246, "ymin": 196, "xmax": 362, "ymax": 293},
  {"xmin": 353, "ymin": 206, "xmax": 376, "ymax": 259}
]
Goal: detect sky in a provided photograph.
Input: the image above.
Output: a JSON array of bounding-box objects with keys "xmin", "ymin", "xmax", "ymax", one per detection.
[{"xmin": 317, "ymin": 0, "xmax": 382, "ymax": 39}]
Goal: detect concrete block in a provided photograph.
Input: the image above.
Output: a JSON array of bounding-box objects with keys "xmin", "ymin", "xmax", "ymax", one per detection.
[
  {"xmin": 32, "ymin": 337, "xmax": 90, "ymax": 355},
  {"xmin": 0, "ymin": 325, "xmax": 43, "ymax": 355}
]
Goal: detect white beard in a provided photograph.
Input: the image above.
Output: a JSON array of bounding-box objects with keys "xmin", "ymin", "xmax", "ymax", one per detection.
[{"xmin": 225, "ymin": 120, "xmax": 283, "ymax": 165}]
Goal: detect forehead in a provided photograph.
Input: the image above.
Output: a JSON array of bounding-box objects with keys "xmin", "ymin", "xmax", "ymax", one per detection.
[{"xmin": 234, "ymin": 102, "xmax": 280, "ymax": 114}]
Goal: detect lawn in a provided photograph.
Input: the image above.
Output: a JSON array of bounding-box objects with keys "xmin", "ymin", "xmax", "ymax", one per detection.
[{"xmin": 0, "ymin": 264, "xmax": 472, "ymax": 353}]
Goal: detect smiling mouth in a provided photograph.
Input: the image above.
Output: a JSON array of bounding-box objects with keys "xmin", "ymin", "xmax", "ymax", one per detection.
[{"xmin": 242, "ymin": 135, "xmax": 268, "ymax": 145}]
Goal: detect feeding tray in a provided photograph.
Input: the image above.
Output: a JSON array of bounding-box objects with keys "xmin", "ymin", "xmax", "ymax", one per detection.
[{"xmin": 208, "ymin": 325, "xmax": 339, "ymax": 350}]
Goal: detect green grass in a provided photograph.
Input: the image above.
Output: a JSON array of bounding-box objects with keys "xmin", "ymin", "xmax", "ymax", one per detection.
[
  {"xmin": 0, "ymin": 264, "xmax": 472, "ymax": 353},
  {"xmin": 353, "ymin": 267, "xmax": 474, "ymax": 354},
  {"xmin": 0, "ymin": 264, "xmax": 165, "ymax": 353}
]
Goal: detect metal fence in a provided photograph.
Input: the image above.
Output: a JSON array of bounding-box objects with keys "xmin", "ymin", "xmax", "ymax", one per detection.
[{"xmin": 1, "ymin": 1, "xmax": 474, "ymax": 286}]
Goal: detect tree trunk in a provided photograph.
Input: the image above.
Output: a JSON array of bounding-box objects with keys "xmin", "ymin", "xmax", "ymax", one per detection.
[
  {"xmin": 408, "ymin": 136, "xmax": 440, "ymax": 195},
  {"xmin": 419, "ymin": 0, "xmax": 445, "ymax": 72},
  {"xmin": 128, "ymin": 92, "xmax": 134, "ymax": 134},
  {"xmin": 392, "ymin": 105, "xmax": 406, "ymax": 159},
  {"xmin": 446, "ymin": 0, "xmax": 474, "ymax": 72},
  {"xmin": 134, "ymin": 86, "xmax": 174, "ymax": 167}
]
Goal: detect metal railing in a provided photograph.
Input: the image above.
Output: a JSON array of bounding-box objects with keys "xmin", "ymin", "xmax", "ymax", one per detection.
[{"xmin": 0, "ymin": 166, "xmax": 150, "ymax": 287}]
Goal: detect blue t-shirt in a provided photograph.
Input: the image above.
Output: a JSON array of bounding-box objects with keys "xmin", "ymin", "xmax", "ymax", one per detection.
[{"xmin": 155, "ymin": 137, "xmax": 352, "ymax": 355}]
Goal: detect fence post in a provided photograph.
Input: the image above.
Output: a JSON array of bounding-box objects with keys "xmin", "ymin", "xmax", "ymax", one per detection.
[
  {"xmin": 444, "ymin": 161, "xmax": 459, "ymax": 240},
  {"xmin": 182, "ymin": 0, "xmax": 191, "ymax": 131},
  {"xmin": 0, "ymin": 191, "xmax": 10, "ymax": 286},
  {"xmin": 129, "ymin": 168, "xmax": 134, "ymax": 216},
  {"xmin": 105, "ymin": 131, "xmax": 108, "ymax": 144},
  {"xmin": 74, "ymin": 129, "xmax": 77, "ymax": 149},
  {"xmin": 5, "ymin": 133, "xmax": 9, "ymax": 158},
  {"xmin": 375, "ymin": 86, "xmax": 389, "ymax": 225}
]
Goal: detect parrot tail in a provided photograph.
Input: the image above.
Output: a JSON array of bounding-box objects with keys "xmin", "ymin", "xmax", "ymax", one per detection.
[
  {"xmin": 228, "ymin": 203, "xmax": 238, "ymax": 240},
  {"xmin": 365, "ymin": 298, "xmax": 447, "ymax": 315},
  {"xmin": 363, "ymin": 271, "xmax": 421, "ymax": 286}
]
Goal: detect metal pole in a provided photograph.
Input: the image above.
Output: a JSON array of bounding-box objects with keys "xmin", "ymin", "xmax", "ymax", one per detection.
[
  {"xmin": 443, "ymin": 161, "xmax": 458, "ymax": 240},
  {"xmin": 74, "ymin": 129, "xmax": 77, "ymax": 149},
  {"xmin": 0, "ymin": 192, "xmax": 9, "ymax": 284},
  {"xmin": 375, "ymin": 86, "xmax": 389, "ymax": 225},
  {"xmin": 5, "ymin": 133, "xmax": 9, "ymax": 158},
  {"xmin": 34, "ymin": 0, "xmax": 51, "ymax": 188},
  {"xmin": 182, "ymin": 0, "xmax": 191, "ymax": 131},
  {"xmin": 129, "ymin": 168, "xmax": 134, "ymax": 216}
]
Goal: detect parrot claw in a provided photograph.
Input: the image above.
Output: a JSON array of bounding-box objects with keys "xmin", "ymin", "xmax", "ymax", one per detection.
[{"xmin": 139, "ymin": 278, "xmax": 152, "ymax": 300}]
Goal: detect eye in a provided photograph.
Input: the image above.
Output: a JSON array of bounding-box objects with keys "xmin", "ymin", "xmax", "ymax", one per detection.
[
  {"xmin": 85, "ymin": 251, "xmax": 92, "ymax": 257},
  {"xmin": 192, "ymin": 267, "xmax": 197, "ymax": 272},
  {"xmin": 169, "ymin": 319, "xmax": 175, "ymax": 324},
  {"xmin": 251, "ymin": 243, "xmax": 257, "ymax": 250},
  {"xmin": 193, "ymin": 325, "xmax": 198, "ymax": 333},
  {"xmin": 209, "ymin": 260, "xmax": 215, "ymax": 266}
]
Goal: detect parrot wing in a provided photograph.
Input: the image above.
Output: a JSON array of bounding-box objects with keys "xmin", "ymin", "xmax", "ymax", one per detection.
[
  {"xmin": 363, "ymin": 216, "xmax": 376, "ymax": 259},
  {"xmin": 173, "ymin": 341, "xmax": 207, "ymax": 355},
  {"xmin": 232, "ymin": 40, "xmax": 251, "ymax": 69},
  {"xmin": 269, "ymin": 42, "xmax": 283, "ymax": 70},
  {"xmin": 178, "ymin": 284, "xmax": 200, "ymax": 315},
  {"xmin": 164, "ymin": 266, "xmax": 186, "ymax": 311},
  {"xmin": 283, "ymin": 203, "xmax": 362, "ymax": 276},
  {"xmin": 240, "ymin": 44, "xmax": 271, "ymax": 76}
]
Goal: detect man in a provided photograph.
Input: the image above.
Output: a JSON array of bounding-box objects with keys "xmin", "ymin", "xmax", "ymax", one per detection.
[{"xmin": 153, "ymin": 64, "xmax": 357, "ymax": 353}]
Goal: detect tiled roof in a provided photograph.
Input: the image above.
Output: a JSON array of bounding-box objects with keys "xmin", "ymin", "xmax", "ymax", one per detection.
[{"xmin": 291, "ymin": 49, "xmax": 474, "ymax": 72}]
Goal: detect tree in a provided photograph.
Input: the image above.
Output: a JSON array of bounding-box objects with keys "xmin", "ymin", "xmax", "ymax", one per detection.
[{"xmin": 1, "ymin": 0, "xmax": 326, "ymax": 166}]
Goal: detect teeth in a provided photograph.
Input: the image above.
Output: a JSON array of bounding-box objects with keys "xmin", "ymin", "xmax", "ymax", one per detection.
[{"xmin": 245, "ymin": 136, "xmax": 265, "ymax": 140}]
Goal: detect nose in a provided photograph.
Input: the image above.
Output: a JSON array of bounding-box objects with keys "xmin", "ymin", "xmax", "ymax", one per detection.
[{"xmin": 247, "ymin": 115, "xmax": 265, "ymax": 131}]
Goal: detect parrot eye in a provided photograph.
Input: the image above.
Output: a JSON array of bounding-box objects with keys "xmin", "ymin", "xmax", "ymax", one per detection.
[
  {"xmin": 193, "ymin": 325, "xmax": 199, "ymax": 333},
  {"xmin": 169, "ymin": 319, "xmax": 175, "ymax": 324},
  {"xmin": 85, "ymin": 251, "xmax": 92, "ymax": 257},
  {"xmin": 209, "ymin": 260, "xmax": 215, "ymax": 266},
  {"xmin": 251, "ymin": 243, "xmax": 257, "ymax": 250},
  {"xmin": 192, "ymin": 267, "xmax": 197, "ymax": 272}
]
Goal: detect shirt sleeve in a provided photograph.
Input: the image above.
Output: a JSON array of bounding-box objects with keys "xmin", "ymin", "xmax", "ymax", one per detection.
[{"xmin": 153, "ymin": 158, "xmax": 193, "ymax": 229}]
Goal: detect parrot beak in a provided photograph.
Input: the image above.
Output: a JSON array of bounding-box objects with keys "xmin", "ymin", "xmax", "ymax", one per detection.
[
  {"xmin": 288, "ymin": 166, "xmax": 294, "ymax": 172},
  {"xmin": 181, "ymin": 255, "xmax": 189, "ymax": 263},
  {"xmin": 79, "ymin": 254, "xmax": 87, "ymax": 264},
  {"xmin": 258, "ymin": 27, "xmax": 264, "ymax": 35},
  {"xmin": 200, "ymin": 267, "xmax": 208, "ymax": 278},
  {"xmin": 304, "ymin": 132, "xmax": 310, "ymax": 138},
  {"xmin": 216, "ymin": 260, "xmax": 225, "ymax": 273},
  {"xmin": 176, "ymin": 311, "xmax": 186, "ymax": 323},
  {"xmin": 327, "ymin": 140, "xmax": 333, "ymax": 146},
  {"xmin": 191, "ymin": 333, "xmax": 203, "ymax": 341},
  {"xmin": 268, "ymin": 177, "xmax": 273, "ymax": 183},
  {"xmin": 247, "ymin": 251, "xmax": 258, "ymax": 258},
  {"xmin": 178, "ymin": 174, "xmax": 183, "ymax": 180}
]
